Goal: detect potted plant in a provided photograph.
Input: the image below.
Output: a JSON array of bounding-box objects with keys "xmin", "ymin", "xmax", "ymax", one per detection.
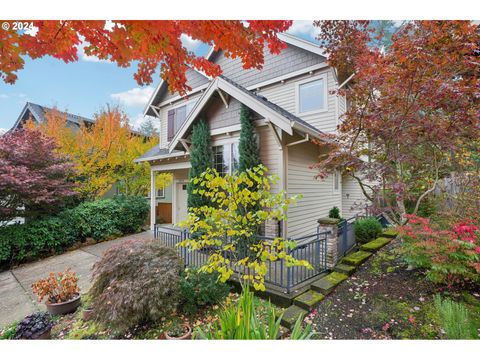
[
  {"xmin": 163, "ymin": 319, "xmax": 192, "ymax": 340},
  {"xmin": 14, "ymin": 312, "xmax": 53, "ymax": 339},
  {"xmin": 32, "ymin": 268, "xmax": 81, "ymax": 315}
]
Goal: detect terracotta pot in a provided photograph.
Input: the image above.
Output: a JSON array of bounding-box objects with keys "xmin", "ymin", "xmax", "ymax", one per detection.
[
  {"xmin": 82, "ymin": 308, "xmax": 94, "ymax": 321},
  {"xmin": 46, "ymin": 295, "xmax": 81, "ymax": 315},
  {"xmin": 33, "ymin": 328, "xmax": 51, "ymax": 340},
  {"xmin": 164, "ymin": 324, "xmax": 192, "ymax": 340}
]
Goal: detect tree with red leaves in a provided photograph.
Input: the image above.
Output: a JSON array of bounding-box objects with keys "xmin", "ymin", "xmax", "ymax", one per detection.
[
  {"xmin": 0, "ymin": 20, "xmax": 291, "ymax": 95},
  {"xmin": 0, "ymin": 129, "xmax": 77, "ymax": 224},
  {"xmin": 312, "ymin": 21, "xmax": 479, "ymax": 223}
]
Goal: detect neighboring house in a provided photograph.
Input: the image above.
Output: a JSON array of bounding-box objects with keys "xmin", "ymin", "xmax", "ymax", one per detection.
[
  {"xmin": 10, "ymin": 102, "xmax": 141, "ymax": 200},
  {"xmin": 136, "ymin": 33, "xmax": 368, "ymax": 238},
  {"xmin": 11, "ymin": 102, "xmax": 96, "ymax": 131}
]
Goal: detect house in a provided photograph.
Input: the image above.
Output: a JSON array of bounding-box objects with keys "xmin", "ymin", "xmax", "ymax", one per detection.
[
  {"xmin": 11, "ymin": 102, "xmax": 96, "ymax": 131},
  {"xmin": 136, "ymin": 33, "xmax": 368, "ymax": 239}
]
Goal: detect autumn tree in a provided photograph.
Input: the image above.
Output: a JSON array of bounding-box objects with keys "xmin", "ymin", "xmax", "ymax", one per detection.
[
  {"xmin": 27, "ymin": 107, "xmax": 160, "ymax": 199},
  {"xmin": 0, "ymin": 21, "xmax": 292, "ymax": 94},
  {"xmin": 0, "ymin": 129, "xmax": 77, "ymax": 224},
  {"xmin": 312, "ymin": 21, "xmax": 479, "ymax": 223}
]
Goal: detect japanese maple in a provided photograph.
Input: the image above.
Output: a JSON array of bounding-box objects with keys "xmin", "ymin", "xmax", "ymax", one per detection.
[
  {"xmin": 312, "ymin": 21, "xmax": 479, "ymax": 223},
  {"xmin": 0, "ymin": 129, "xmax": 77, "ymax": 224},
  {"xmin": 0, "ymin": 20, "xmax": 291, "ymax": 94},
  {"xmin": 400, "ymin": 214, "xmax": 480, "ymax": 286}
]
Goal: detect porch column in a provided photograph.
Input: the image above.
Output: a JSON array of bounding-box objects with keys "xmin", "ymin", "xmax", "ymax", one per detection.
[
  {"xmin": 150, "ymin": 169, "xmax": 156, "ymax": 230},
  {"xmin": 317, "ymin": 217, "xmax": 341, "ymax": 269}
]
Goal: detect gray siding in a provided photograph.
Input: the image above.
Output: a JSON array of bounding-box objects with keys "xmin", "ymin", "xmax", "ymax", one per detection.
[
  {"xmin": 211, "ymin": 44, "xmax": 325, "ymax": 88},
  {"xmin": 287, "ymin": 141, "xmax": 341, "ymax": 238},
  {"xmin": 341, "ymin": 175, "xmax": 368, "ymax": 219},
  {"xmin": 158, "ymin": 68, "xmax": 210, "ymax": 104},
  {"xmin": 205, "ymin": 97, "xmax": 242, "ymax": 130},
  {"xmin": 258, "ymin": 68, "xmax": 339, "ymax": 133}
]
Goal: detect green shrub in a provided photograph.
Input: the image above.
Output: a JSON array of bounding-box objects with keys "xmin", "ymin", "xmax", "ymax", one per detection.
[
  {"xmin": 180, "ymin": 268, "xmax": 230, "ymax": 314},
  {"xmin": 355, "ymin": 217, "xmax": 383, "ymax": 243},
  {"xmin": 434, "ymin": 295, "xmax": 478, "ymax": 339},
  {"xmin": 89, "ymin": 241, "xmax": 183, "ymax": 333},
  {"xmin": 0, "ymin": 196, "xmax": 149, "ymax": 267},
  {"xmin": 328, "ymin": 206, "xmax": 341, "ymax": 219}
]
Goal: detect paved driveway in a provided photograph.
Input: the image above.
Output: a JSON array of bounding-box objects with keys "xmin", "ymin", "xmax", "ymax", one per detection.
[{"xmin": 0, "ymin": 231, "xmax": 154, "ymax": 328}]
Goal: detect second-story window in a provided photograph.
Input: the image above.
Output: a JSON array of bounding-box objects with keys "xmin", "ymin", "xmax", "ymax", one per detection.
[
  {"xmin": 297, "ymin": 75, "xmax": 327, "ymax": 115},
  {"xmin": 167, "ymin": 101, "xmax": 196, "ymax": 141}
]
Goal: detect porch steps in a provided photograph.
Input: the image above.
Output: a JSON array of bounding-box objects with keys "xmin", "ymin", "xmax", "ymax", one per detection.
[
  {"xmin": 341, "ymin": 250, "xmax": 372, "ymax": 267},
  {"xmin": 310, "ymin": 272, "xmax": 348, "ymax": 295},
  {"xmin": 360, "ymin": 237, "xmax": 392, "ymax": 253},
  {"xmin": 280, "ymin": 305, "xmax": 308, "ymax": 329},
  {"xmin": 293, "ymin": 290, "xmax": 325, "ymax": 311},
  {"xmin": 334, "ymin": 263, "xmax": 356, "ymax": 275},
  {"xmin": 381, "ymin": 228, "xmax": 399, "ymax": 239}
]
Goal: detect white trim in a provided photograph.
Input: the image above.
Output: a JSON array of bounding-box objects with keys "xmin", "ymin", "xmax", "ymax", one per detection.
[
  {"xmin": 151, "ymin": 161, "xmax": 191, "ymax": 172},
  {"xmin": 246, "ymin": 63, "xmax": 329, "ymax": 91},
  {"xmin": 277, "ymin": 33, "xmax": 328, "ymax": 58},
  {"xmin": 211, "ymin": 136, "xmax": 240, "ymax": 147},
  {"xmin": 286, "ymin": 134, "xmax": 309, "ymax": 147},
  {"xmin": 157, "ymin": 84, "xmax": 208, "ymax": 108},
  {"xmin": 173, "ymin": 179, "xmax": 189, "ymax": 225},
  {"xmin": 134, "ymin": 150, "xmax": 188, "ymax": 163},
  {"xmin": 333, "ymin": 170, "xmax": 341, "ymax": 194},
  {"xmin": 144, "ymin": 81, "xmax": 164, "ymax": 116},
  {"xmin": 167, "ymin": 77, "xmax": 295, "ymax": 153},
  {"xmin": 295, "ymin": 73, "xmax": 329, "ymax": 116},
  {"xmin": 150, "ymin": 170, "xmax": 156, "ymax": 230},
  {"xmin": 210, "ymin": 124, "xmax": 241, "ymax": 136}
]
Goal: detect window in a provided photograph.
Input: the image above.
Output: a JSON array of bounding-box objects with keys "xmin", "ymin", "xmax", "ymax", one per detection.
[
  {"xmin": 212, "ymin": 142, "xmax": 239, "ymax": 176},
  {"xmin": 333, "ymin": 170, "xmax": 340, "ymax": 193},
  {"xmin": 297, "ymin": 76, "xmax": 326, "ymax": 114},
  {"xmin": 157, "ymin": 187, "xmax": 165, "ymax": 198},
  {"xmin": 167, "ymin": 101, "xmax": 196, "ymax": 141}
]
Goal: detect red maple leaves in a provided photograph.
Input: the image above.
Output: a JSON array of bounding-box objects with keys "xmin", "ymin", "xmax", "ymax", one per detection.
[{"xmin": 0, "ymin": 20, "xmax": 292, "ymax": 95}]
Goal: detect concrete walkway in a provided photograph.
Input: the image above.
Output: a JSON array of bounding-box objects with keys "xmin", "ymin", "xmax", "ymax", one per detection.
[{"xmin": 0, "ymin": 231, "xmax": 154, "ymax": 328}]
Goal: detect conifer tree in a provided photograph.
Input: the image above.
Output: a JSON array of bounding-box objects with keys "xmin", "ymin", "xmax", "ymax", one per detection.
[
  {"xmin": 239, "ymin": 105, "xmax": 261, "ymax": 172},
  {"xmin": 187, "ymin": 119, "xmax": 213, "ymax": 209}
]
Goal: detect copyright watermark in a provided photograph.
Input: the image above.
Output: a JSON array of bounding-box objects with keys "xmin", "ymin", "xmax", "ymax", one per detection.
[{"xmin": 1, "ymin": 21, "xmax": 34, "ymax": 31}]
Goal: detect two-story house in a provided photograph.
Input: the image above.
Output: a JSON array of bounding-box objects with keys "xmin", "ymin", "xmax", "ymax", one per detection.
[{"xmin": 136, "ymin": 33, "xmax": 368, "ymax": 239}]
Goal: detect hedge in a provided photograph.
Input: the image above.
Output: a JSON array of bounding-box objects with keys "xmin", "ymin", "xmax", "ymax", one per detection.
[{"xmin": 0, "ymin": 196, "xmax": 149, "ymax": 267}]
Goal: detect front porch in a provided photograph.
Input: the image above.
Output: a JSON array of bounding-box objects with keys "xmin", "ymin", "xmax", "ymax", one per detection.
[{"xmin": 149, "ymin": 157, "xmax": 191, "ymax": 230}]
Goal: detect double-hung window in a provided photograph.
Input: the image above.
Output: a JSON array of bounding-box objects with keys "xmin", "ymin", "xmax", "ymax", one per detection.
[
  {"xmin": 296, "ymin": 75, "xmax": 327, "ymax": 115},
  {"xmin": 167, "ymin": 101, "xmax": 196, "ymax": 141},
  {"xmin": 212, "ymin": 142, "xmax": 240, "ymax": 176}
]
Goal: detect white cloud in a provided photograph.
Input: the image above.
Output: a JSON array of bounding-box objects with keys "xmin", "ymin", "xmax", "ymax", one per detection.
[
  {"xmin": 78, "ymin": 40, "xmax": 111, "ymax": 63},
  {"xmin": 129, "ymin": 113, "xmax": 160, "ymax": 131},
  {"xmin": 0, "ymin": 94, "xmax": 8, "ymax": 99},
  {"xmin": 181, "ymin": 34, "xmax": 202, "ymax": 52},
  {"xmin": 0, "ymin": 128, "xmax": 7, "ymax": 135},
  {"xmin": 288, "ymin": 20, "xmax": 318, "ymax": 40},
  {"xmin": 110, "ymin": 86, "xmax": 155, "ymax": 107}
]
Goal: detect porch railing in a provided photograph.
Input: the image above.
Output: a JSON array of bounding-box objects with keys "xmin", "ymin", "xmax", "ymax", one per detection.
[{"xmin": 154, "ymin": 224, "xmax": 329, "ymax": 293}]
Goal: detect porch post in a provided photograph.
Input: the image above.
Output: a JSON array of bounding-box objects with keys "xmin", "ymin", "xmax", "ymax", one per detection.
[{"xmin": 150, "ymin": 169, "xmax": 156, "ymax": 230}]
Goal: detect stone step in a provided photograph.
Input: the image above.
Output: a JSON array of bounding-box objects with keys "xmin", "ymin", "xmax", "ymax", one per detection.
[
  {"xmin": 334, "ymin": 263, "xmax": 356, "ymax": 275},
  {"xmin": 293, "ymin": 290, "xmax": 325, "ymax": 311},
  {"xmin": 341, "ymin": 250, "xmax": 372, "ymax": 266},
  {"xmin": 280, "ymin": 305, "xmax": 308, "ymax": 329},
  {"xmin": 360, "ymin": 237, "xmax": 392, "ymax": 253},
  {"xmin": 310, "ymin": 272, "xmax": 348, "ymax": 295},
  {"xmin": 381, "ymin": 228, "xmax": 399, "ymax": 239}
]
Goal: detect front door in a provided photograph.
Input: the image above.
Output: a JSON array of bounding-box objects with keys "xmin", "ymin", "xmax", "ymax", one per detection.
[{"xmin": 175, "ymin": 182, "xmax": 188, "ymax": 225}]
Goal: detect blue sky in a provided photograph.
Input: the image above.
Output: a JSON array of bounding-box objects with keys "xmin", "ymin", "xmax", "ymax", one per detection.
[{"xmin": 0, "ymin": 21, "xmax": 320, "ymax": 132}]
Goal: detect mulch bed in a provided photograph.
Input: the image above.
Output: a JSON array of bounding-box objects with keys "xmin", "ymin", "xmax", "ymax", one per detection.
[{"xmin": 307, "ymin": 238, "xmax": 480, "ymax": 339}]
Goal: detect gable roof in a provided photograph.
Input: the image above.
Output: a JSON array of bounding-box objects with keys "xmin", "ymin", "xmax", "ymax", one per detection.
[
  {"xmin": 144, "ymin": 33, "xmax": 327, "ymax": 117},
  {"xmin": 12, "ymin": 102, "xmax": 95, "ymax": 130},
  {"xmin": 167, "ymin": 75, "xmax": 328, "ymax": 153}
]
